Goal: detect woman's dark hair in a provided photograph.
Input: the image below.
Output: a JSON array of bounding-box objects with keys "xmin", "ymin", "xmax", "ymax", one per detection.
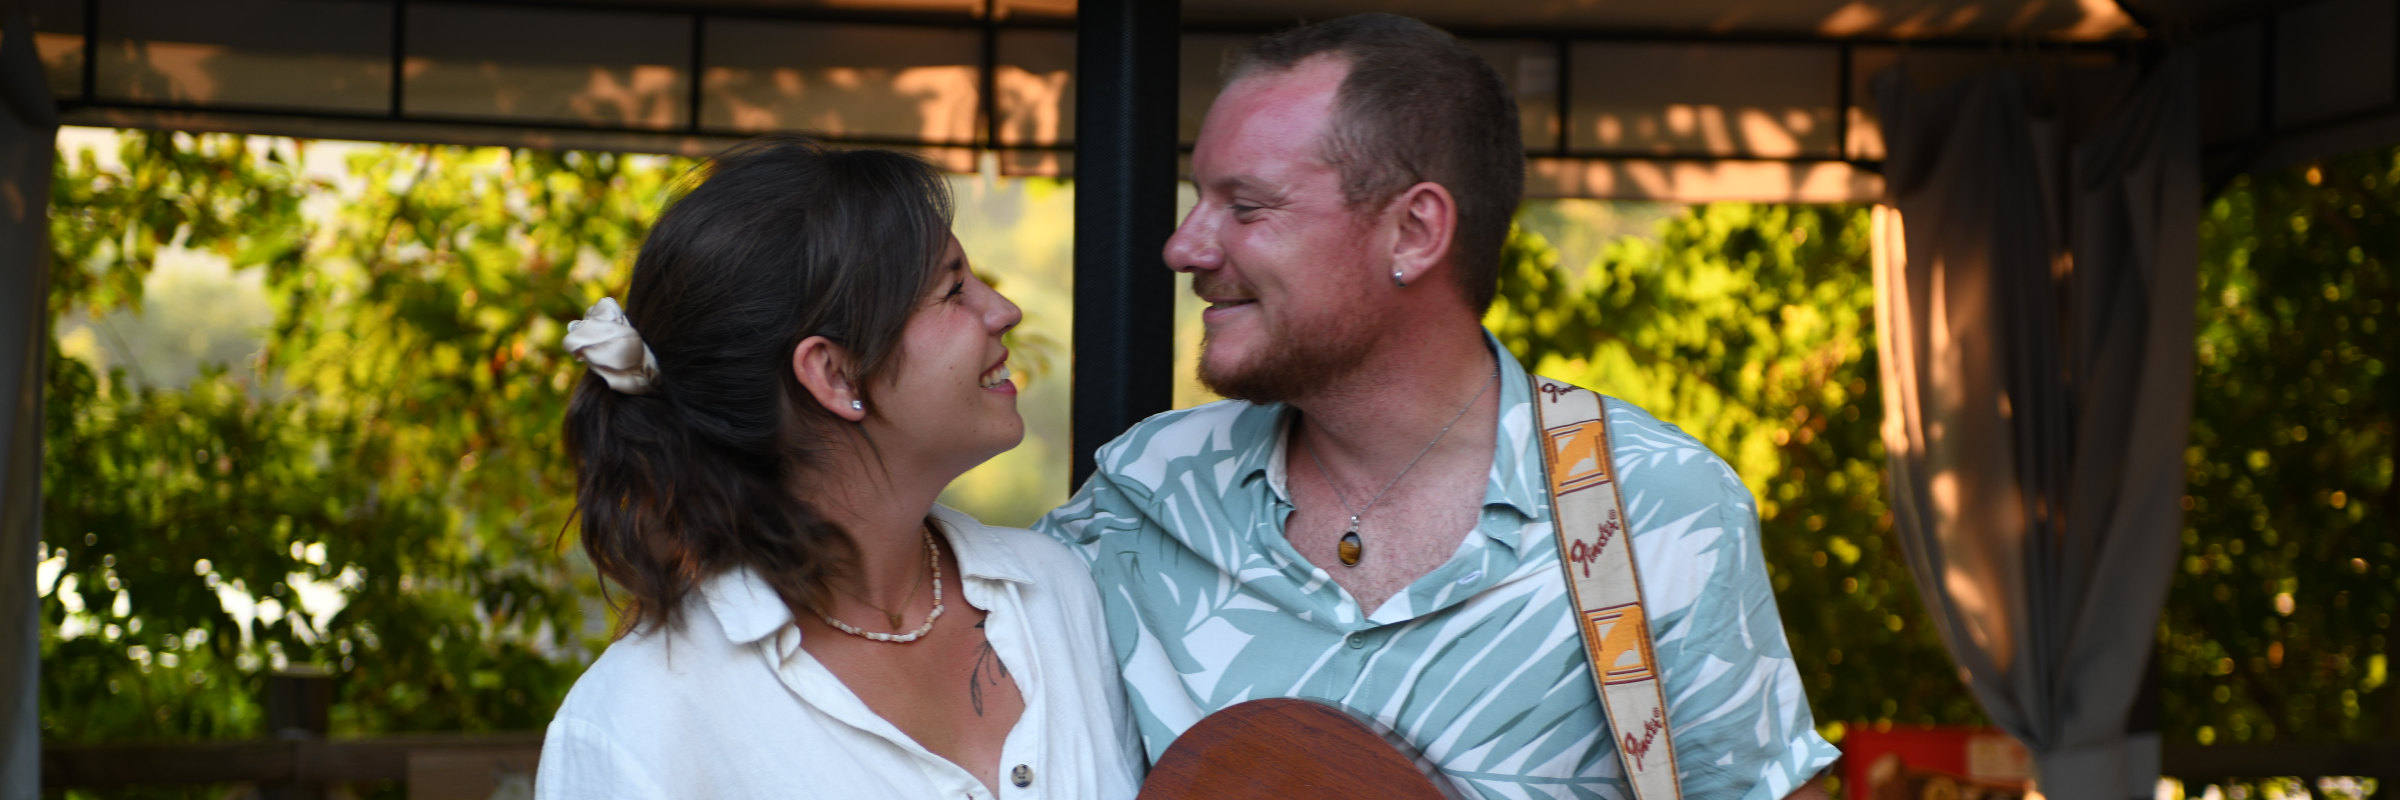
[{"xmin": 563, "ymin": 136, "xmax": 954, "ymax": 635}]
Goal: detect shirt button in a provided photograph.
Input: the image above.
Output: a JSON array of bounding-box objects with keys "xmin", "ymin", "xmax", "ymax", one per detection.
[
  {"xmin": 1011, "ymin": 764, "xmax": 1032, "ymax": 788},
  {"xmin": 1348, "ymin": 634, "xmax": 1366, "ymax": 649}
]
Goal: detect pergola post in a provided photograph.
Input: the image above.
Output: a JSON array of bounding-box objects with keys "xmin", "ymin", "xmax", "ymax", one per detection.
[
  {"xmin": 1069, "ymin": 0, "xmax": 1180, "ymax": 489},
  {"xmin": 0, "ymin": 13, "xmax": 54, "ymax": 800}
]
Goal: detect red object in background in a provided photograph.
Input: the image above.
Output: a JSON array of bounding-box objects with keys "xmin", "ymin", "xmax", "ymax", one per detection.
[{"xmin": 1840, "ymin": 725, "xmax": 2032, "ymax": 800}]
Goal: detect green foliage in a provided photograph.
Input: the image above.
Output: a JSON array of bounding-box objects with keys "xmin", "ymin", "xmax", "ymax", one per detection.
[
  {"xmin": 2165, "ymin": 149, "xmax": 2400, "ymax": 746},
  {"xmin": 1488, "ymin": 202, "xmax": 1982, "ymax": 732},
  {"xmin": 41, "ymin": 133, "xmax": 692, "ymax": 777},
  {"xmin": 49, "ymin": 132, "xmax": 309, "ymax": 321}
]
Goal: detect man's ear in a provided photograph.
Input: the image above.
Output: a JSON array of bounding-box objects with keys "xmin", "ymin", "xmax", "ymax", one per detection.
[
  {"xmin": 792, "ymin": 336, "xmax": 868, "ymax": 422},
  {"xmin": 1386, "ymin": 181, "xmax": 1458, "ymax": 289}
]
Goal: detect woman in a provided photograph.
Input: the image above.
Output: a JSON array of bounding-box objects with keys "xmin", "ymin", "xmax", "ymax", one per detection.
[{"xmin": 535, "ymin": 137, "xmax": 1142, "ymax": 799}]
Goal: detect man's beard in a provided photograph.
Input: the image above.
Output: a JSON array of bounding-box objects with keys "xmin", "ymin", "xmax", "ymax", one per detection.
[{"xmin": 1195, "ymin": 274, "xmax": 1376, "ymax": 404}]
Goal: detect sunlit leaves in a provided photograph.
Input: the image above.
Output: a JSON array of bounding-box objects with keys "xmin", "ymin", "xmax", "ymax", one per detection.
[
  {"xmin": 1487, "ymin": 202, "xmax": 1979, "ymax": 732},
  {"xmin": 43, "ymin": 134, "xmax": 693, "ymax": 769}
]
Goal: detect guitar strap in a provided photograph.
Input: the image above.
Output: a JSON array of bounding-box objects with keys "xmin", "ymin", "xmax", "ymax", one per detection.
[{"xmin": 1529, "ymin": 376, "xmax": 1684, "ymax": 800}]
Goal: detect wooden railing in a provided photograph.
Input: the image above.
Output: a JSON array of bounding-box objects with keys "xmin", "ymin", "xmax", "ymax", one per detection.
[
  {"xmin": 40, "ymin": 672, "xmax": 541, "ymax": 800},
  {"xmin": 42, "ymin": 733, "xmax": 543, "ymax": 799},
  {"xmin": 37, "ymin": 673, "xmax": 2400, "ymax": 798}
]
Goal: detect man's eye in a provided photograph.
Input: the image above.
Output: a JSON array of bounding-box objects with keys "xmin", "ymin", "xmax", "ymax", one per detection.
[{"xmin": 1230, "ymin": 204, "xmax": 1259, "ymax": 214}]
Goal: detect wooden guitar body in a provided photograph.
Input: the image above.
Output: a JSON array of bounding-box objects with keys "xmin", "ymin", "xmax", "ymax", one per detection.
[{"xmin": 1137, "ymin": 698, "xmax": 1465, "ymax": 800}]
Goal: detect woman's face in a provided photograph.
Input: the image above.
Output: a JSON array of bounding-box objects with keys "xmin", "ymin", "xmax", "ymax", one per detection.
[{"xmin": 868, "ymin": 235, "xmax": 1025, "ymax": 479}]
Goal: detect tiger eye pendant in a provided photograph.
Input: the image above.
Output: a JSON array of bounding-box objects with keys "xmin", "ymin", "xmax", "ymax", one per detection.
[{"xmin": 1337, "ymin": 516, "xmax": 1363, "ymax": 567}]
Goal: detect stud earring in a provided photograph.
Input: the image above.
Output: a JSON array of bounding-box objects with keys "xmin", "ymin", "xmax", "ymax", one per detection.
[
  {"xmin": 850, "ymin": 400, "xmax": 863, "ymax": 411},
  {"xmin": 1393, "ymin": 269, "xmax": 1407, "ymax": 288}
]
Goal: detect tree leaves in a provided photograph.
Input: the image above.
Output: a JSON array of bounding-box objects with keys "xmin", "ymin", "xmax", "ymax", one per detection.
[
  {"xmin": 1490, "ymin": 202, "xmax": 1980, "ymax": 732},
  {"xmin": 2165, "ymin": 150, "xmax": 2400, "ymax": 746},
  {"xmin": 42, "ymin": 134, "xmax": 690, "ymax": 772}
]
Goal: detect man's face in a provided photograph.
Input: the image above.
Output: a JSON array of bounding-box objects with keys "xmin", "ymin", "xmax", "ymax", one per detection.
[{"xmin": 1165, "ymin": 55, "xmax": 1384, "ymax": 403}]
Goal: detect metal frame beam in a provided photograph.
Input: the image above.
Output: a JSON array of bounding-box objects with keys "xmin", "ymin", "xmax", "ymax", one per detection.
[{"xmin": 1069, "ymin": 0, "xmax": 1178, "ymax": 488}]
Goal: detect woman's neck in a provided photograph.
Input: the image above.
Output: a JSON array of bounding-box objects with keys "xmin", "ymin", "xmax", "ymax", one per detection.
[{"xmin": 805, "ymin": 444, "xmax": 953, "ymax": 610}]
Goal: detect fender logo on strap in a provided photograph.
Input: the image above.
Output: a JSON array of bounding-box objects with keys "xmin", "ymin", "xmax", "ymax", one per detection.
[
  {"xmin": 1622, "ymin": 706, "xmax": 1667, "ymax": 771},
  {"xmin": 1565, "ymin": 510, "xmax": 1621, "ymax": 579},
  {"xmin": 1533, "ymin": 375, "xmax": 1683, "ymax": 799}
]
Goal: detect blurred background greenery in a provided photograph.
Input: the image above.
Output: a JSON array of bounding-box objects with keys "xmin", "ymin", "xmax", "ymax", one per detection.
[{"xmin": 35, "ymin": 127, "xmax": 2397, "ymax": 798}]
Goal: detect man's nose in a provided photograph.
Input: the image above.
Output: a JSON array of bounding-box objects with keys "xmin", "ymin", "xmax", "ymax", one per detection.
[{"xmin": 1164, "ymin": 207, "xmax": 1220, "ymax": 273}]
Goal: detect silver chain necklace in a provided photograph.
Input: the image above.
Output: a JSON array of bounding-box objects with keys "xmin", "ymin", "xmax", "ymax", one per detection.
[{"xmin": 1305, "ymin": 363, "xmax": 1499, "ymax": 567}]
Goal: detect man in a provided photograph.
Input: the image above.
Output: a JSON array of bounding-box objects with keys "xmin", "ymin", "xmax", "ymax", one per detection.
[{"xmin": 1036, "ymin": 14, "xmax": 1839, "ymax": 799}]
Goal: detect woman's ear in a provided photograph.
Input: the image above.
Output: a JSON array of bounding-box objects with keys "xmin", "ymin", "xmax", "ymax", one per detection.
[{"xmin": 792, "ymin": 336, "xmax": 868, "ymax": 422}]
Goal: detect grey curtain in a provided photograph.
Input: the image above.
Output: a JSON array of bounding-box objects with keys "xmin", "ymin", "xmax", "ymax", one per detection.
[
  {"xmin": 0, "ymin": 12, "xmax": 55, "ymax": 800},
  {"xmin": 1873, "ymin": 50, "xmax": 2197, "ymax": 799}
]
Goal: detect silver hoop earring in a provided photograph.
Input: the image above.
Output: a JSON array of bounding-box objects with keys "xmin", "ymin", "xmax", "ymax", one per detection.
[
  {"xmin": 850, "ymin": 400, "xmax": 864, "ymax": 411},
  {"xmin": 1392, "ymin": 269, "xmax": 1407, "ymax": 288}
]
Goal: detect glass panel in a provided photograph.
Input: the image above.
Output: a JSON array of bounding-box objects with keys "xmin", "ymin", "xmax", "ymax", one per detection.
[
  {"xmin": 1465, "ymin": 38, "xmax": 1561, "ymax": 155},
  {"xmin": 997, "ymin": 27, "xmax": 1072, "ymax": 174},
  {"xmin": 993, "ymin": 0, "xmax": 1074, "ymax": 18},
  {"xmin": 1172, "ymin": 182, "xmax": 1217, "ymax": 409},
  {"xmin": 27, "ymin": 0, "xmax": 83, "ymax": 101},
  {"xmin": 701, "ymin": 17, "xmax": 980, "ymax": 146},
  {"xmin": 1569, "ymin": 42, "xmax": 1839, "ymax": 159},
  {"xmin": 940, "ymin": 174, "xmax": 1077, "ymax": 525},
  {"xmin": 96, "ymin": 0, "xmax": 390, "ymax": 112},
  {"xmin": 405, "ymin": 3, "xmax": 689, "ymax": 130},
  {"xmin": 1179, "ymin": 33, "xmax": 1250, "ymax": 145}
]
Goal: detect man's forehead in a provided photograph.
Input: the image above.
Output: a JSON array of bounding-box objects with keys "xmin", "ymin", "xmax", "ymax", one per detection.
[{"xmin": 1197, "ymin": 56, "xmax": 1349, "ymax": 188}]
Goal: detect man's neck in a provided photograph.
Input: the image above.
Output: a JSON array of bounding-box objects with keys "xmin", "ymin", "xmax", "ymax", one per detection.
[
  {"xmin": 1278, "ymin": 320, "xmax": 1506, "ymax": 614},
  {"xmin": 1288, "ymin": 321, "xmax": 1501, "ymax": 468}
]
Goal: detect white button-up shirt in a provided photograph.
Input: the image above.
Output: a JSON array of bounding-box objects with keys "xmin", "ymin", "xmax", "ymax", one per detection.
[{"xmin": 536, "ymin": 505, "xmax": 1145, "ymax": 800}]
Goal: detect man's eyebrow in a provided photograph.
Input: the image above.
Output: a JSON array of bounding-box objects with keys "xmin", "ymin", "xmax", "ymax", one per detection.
[{"xmin": 1210, "ymin": 174, "xmax": 1285, "ymax": 201}]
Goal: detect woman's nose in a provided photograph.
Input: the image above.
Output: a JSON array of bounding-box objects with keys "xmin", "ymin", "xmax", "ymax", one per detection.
[{"xmin": 988, "ymin": 288, "xmax": 1024, "ymax": 334}]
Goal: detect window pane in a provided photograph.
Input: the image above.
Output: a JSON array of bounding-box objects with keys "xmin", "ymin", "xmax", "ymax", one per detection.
[
  {"xmin": 97, "ymin": 0, "xmax": 390, "ymax": 113},
  {"xmin": 702, "ymin": 18, "xmax": 980, "ymax": 146},
  {"xmin": 406, "ymin": 3, "xmax": 690, "ymax": 130},
  {"xmin": 1569, "ymin": 42, "xmax": 1839, "ymax": 159},
  {"xmin": 1466, "ymin": 38, "xmax": 1561, "ymax": 154},
  {"xmin": 997, "ymin": 27, "xmax": 1072, "ymax": 174}
]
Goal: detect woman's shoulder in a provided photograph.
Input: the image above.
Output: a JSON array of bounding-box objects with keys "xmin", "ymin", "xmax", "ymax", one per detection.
[{"xmin": 550, "ymin": 598, "xmax": 760, "ymax": 728}]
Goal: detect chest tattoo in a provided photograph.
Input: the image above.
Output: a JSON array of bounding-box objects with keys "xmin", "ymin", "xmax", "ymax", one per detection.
[{"xmin": 969, "ymin": 619, "xmax": 1012, "ymax": 716}]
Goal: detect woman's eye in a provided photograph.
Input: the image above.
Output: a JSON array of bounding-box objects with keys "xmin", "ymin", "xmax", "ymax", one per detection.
[{"xmin": 945, "ymin": 280, "xmax": 966, "ymax": 299}]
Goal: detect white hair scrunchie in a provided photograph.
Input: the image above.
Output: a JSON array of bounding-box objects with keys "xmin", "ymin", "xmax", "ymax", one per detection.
[{"xmin": 564, "ymin": 297, "xmax": 660, "ymax": 395}]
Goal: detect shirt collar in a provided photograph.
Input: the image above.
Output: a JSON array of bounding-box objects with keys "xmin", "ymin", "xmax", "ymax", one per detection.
[
  {"xmin": 1247, "ymin": 329, "xmax": 1549, "ymax": 536},
  {"xmin": 700, "ymin": 504, "xmax": 1037, "ymax": 647}
]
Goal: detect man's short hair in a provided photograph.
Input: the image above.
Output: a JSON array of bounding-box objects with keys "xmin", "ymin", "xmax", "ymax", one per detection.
[{"xmin": 1227, "ymin": 13, "xmax": 1524, "ymax": 312}]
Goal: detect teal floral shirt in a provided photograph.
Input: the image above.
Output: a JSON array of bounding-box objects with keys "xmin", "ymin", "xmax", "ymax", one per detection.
[{"xmin": 1034, "ymin": 333, "xmax": 1841, "ymax": 800}]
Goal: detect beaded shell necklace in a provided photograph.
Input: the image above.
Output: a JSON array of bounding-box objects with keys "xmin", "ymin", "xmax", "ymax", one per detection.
[{"xmin": 813, "ymin": 526, "xmax": 945, "ymax": 643}]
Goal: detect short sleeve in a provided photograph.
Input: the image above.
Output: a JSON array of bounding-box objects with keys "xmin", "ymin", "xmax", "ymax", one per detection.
[
  {"xmin": 1608, "ymin": 404, "xmax": 1842, "ymax": 799},
  {"xmin": 1032, "ymin": 458, "xmax": 1156, "ymax": 558}
]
